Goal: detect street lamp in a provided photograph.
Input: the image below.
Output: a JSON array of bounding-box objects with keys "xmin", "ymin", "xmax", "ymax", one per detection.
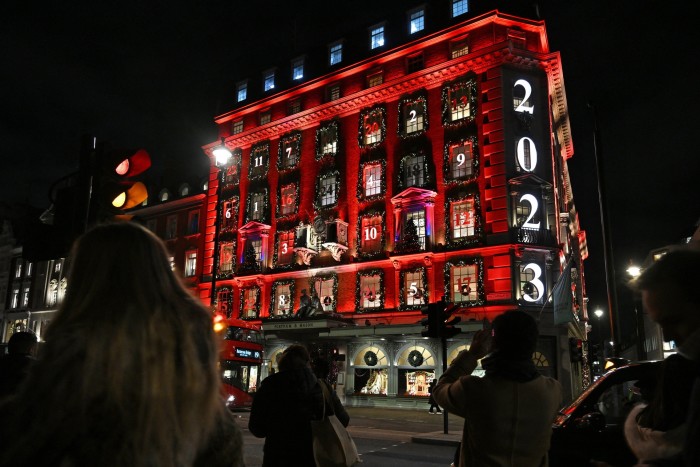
[
  {"xmin": 210, "ymin": 138, "xmax": 232, "ymax": 308},
  {"xmin": 593, "ymin": 308, "xmax": 604, "ymax": 358}
]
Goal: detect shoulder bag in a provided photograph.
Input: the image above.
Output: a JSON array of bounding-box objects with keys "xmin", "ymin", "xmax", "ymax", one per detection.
[{"xmin": 311, "ymin": 381, "xmax": 361, "ymax": 467}]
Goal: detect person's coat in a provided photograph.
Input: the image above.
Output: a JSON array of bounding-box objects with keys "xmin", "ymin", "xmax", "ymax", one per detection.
[
  {"xmin": 249, "ymin": 366, "xmax": 349, "ymax": 467},
  {"xmin": 433, "ymin": 351, "xmax": 562, "ymax": 467}
]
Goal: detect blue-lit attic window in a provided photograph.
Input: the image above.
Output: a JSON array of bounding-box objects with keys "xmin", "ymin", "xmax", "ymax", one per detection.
[
  {"xmin": 329, "ymin": 42, "xmax": 343, "ymax": 66},
  {"xmin": 263, "ymin": 70, "xmax": 275, "ymax": 91},
  {"xmin": 292, "ymin": 57, "xmax": 304, "ymax": 80},
  {"xmin": 410, "ymin": 9, "xmax": 424, "ymax": 34},
  {"xmin": 237, "ymin": 81, "xmax": 247, "ymax": 102},
  {"xmin": 370, "ymin": 25, "xmax": 385, "ymax": 49},
  {"xmin": 452, "ymin": 0, "xmax": 468, "ymax": 17}
]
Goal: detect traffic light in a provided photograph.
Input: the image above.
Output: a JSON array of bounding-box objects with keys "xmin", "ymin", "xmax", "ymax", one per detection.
[
  {"xmin": 92, "ymin": 146, "xmax": 151, "ymax": 222},
  {"xmin": 421, "ymin": 303, "xmax": 441, "ymax": 338},
  {"xmin": 441, "ymin": 302, "xmax": 461, "ymax": 338},
  {"xmin": 421, "ymin": 299, "xmax": 461, "ymax": 338},
  {"xmin": 569, "ymin": 338, "xmax": 583, "ymax": 362}
]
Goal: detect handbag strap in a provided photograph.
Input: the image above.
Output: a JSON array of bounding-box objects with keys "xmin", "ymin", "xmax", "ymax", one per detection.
[{"xmin": 318, "ymin": 380, "xmax": 334, "ymax": 418}]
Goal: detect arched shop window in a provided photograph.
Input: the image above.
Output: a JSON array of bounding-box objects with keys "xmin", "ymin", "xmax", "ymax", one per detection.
[
  {"xmin": 266, "ymin": 347, "xmax": 287, "ymax": 376},
  {"xmin": 352, "ymin": 345, "xmax": 388, "ymax": 395},
  {"xmin": 396, "ymin": 344, "xmax": 436, "ymax": 396},
  {"xmin": 448, "ymin": 344, "xmax": 485, "ymax": 377}
]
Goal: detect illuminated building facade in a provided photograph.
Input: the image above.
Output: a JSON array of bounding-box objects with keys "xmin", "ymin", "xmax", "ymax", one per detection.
[{"xmin": 202, "ymin": 2, "xmax": 590, "ymax": 403}]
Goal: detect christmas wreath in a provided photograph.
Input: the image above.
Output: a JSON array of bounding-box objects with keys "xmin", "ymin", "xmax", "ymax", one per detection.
[
  {"xmin": 407, "ymin": 350, "xmax": 424, "ymax": 367},
  {"xmin": 363, "ymin": 350, "xmax": 378, "ymax": 366}
]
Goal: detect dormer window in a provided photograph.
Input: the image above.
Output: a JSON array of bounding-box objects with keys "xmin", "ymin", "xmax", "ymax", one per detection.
[
  {"xmin": 370, "ymin": 24, "xmax": 385, "ymax": 49},
  {"xmin": 409, "ymin": 8, "xmax": 425, "ymax": 34},
  {"xmin": 329, "ymin": 41, "xmax": 343, "ymax": 66},
  {"xmin": 291, "ymin": 57, "xmax": 304, "ymax": 80},
  {"xmin": 452, "ymin": 0, "xmax": 468, "ymax": 18},
  {"xmin": 263, "ymin": 69, "xmax": 275, "ymax": 91},
  {"xmin": 236, "ymin": 81, "xmax": 247, "ymax": 102}
]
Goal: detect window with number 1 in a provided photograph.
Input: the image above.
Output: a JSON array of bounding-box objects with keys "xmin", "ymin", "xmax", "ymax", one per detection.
[{"xmin": 247, "ymin": 191, "xmax": 267, "ymax": 223}]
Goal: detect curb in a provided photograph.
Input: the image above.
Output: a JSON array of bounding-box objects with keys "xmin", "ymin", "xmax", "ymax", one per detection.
[{"xmin": 411, "ymin": 431, "xmax": 462, "ymax": 447}]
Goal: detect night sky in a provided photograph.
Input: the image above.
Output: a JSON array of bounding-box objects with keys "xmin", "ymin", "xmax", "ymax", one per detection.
[{"xmin": 3, "ymin": 1, "xmax": 698, "ymax": 344}]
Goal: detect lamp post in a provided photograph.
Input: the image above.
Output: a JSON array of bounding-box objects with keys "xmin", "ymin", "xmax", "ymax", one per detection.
[
  {"xmin": 627, "ymin": 263, "xmax": 646, "ymax": 360},
  {"xmin": 593, "ymin": 308, "xmax": 605, "ymax": 365},
  {"xmin": 210, "ymin": 139, "xmax": 232, "ymax": 308}
]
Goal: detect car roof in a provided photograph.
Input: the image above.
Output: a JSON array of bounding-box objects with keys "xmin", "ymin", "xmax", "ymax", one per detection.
[{"xmin": 561, "ymin": 360, "xmax": 663, "ymax": 416}]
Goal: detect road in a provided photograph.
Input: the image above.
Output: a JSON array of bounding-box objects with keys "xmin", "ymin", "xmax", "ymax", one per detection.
[{"xmin": 235, "ymin": 406, "xmax": 463, "ymax": 466}]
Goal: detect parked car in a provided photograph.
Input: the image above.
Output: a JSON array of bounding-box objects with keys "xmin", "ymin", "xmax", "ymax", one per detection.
[{"xmin": 549, "ymin": 360, "xmax": 663, "ymax": 467}]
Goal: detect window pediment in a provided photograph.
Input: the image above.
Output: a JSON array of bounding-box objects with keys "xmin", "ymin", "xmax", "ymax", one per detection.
[{"xmin": 391, "ymin": 187, "xmax": 437, "ymax": 207}]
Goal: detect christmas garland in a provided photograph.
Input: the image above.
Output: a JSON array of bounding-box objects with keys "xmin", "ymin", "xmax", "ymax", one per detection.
[
  {"xmin": 271, "ymin": 228, "xmax": 296, "ymax": 270},
  {"xmin": 444, "ymin": 190, "xmax": 483, "ymax": 248},
  {"xmin": 397, "ymin": 92, "xmax": 429, "ymax": 139},
  {"xmin": 443, "ymin": 256, "xmax": 485, "ymax": 307},
  {"xmin": 355, "ymin": 209, "xmax": 386, "ymax": 260},
  {"xmin": 443, "ymin": 135, "xmax": 479, "ymax": 184},
  {"xmin": 356, "ymin": 159, "xmax": 386, "ymax": 203},
  {"xmin": 358, "ymin": 105, "xmax": 387, "ymax": 149},
  {"xmin": 398, "ymin": 267, "xmax": 428, "ymax": 310},
  {"xmin": 245, "ymin": 186, "xmax": 269, "ymax": 224},
  {"xmin": 238, "ymin": 286, "xmax": 261, "ymax": 320},
  {"xmin": 441, "ymin": 75, "xmax": 478, "ymax": 127},
  {"xmin": 313, "ymin": 169, "xmax": 341, "ymax": 211},
  {"xmin": 248, "ymin": 141, "xmax": 270, "ymax": 181},
  {"xmin": 269, "ymin": 279, "xmax": 295, "ymax": 318},
  {"xmin": 277, "ymin": 130, "xmax": 302, "ymax": 172},
  {"xmin": 355, "ymin": 269, "xmax": 384, "ymax": 312},
  {"xmin": 315, "ymin": 119, "xmax": 341, "ymax": 160}
]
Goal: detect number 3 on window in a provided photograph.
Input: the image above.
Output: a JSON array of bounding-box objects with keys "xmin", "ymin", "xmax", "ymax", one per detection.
[{"xmin": 521, "ymin": 262, "xmax": 544, "ymax": 303}]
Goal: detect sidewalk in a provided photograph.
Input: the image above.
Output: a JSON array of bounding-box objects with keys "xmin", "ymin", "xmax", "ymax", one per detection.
[{"xmin": 344, "ymin": 406, "xmax": 463, "ymax": 447}]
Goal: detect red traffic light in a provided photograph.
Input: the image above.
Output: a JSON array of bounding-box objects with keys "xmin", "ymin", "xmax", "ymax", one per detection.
[
  {"xmin": 100, "ymin": 148, "xmax": 151, "ymax": 214},
  {"xmin": 113, "ymin": 148, "xmax": 151, "ymax": 177}
]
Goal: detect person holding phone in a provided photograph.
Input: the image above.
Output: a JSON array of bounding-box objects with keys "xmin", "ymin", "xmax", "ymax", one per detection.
[{"xmin": 433, "ymin": 310, "xmax": 562, "ymax": 467}]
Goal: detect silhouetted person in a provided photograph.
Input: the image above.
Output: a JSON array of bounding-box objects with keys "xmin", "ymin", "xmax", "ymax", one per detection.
[
  {"xmin": 250, "ymin": 344, "xmax": 349, "ymax": 466},
  {"xmin": 0, "ymin": 222, "xmax": 244, "ymax": 467},
  {"xmin": 434, "ymin": 310, "xmax": 562, "ymax": 466},
  {"xmin": 428, "ymin": 379, "xmax": 441, "ymax": 414},
  {"xmin": 0, "ymin": 331, "xmax": 38, "ymax": 399},
  {"xmin": 630, "ymin": 248, "xmax": 700, "ymax": 467}
]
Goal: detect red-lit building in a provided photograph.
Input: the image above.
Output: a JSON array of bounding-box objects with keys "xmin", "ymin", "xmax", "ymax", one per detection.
[{"xmin": 201, "ymin": 2, "xmax": 590, "ymax": 404}]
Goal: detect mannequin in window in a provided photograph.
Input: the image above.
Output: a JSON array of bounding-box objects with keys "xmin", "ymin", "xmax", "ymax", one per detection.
[{"xmin": 296, "ymin": 289, "xmax": 312, "ymax": 318}]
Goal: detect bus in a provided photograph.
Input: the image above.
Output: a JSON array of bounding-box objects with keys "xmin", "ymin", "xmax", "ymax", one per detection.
[{"xmin": 218, "ymin": 318, "xmax": 263, "ymax": 410}]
